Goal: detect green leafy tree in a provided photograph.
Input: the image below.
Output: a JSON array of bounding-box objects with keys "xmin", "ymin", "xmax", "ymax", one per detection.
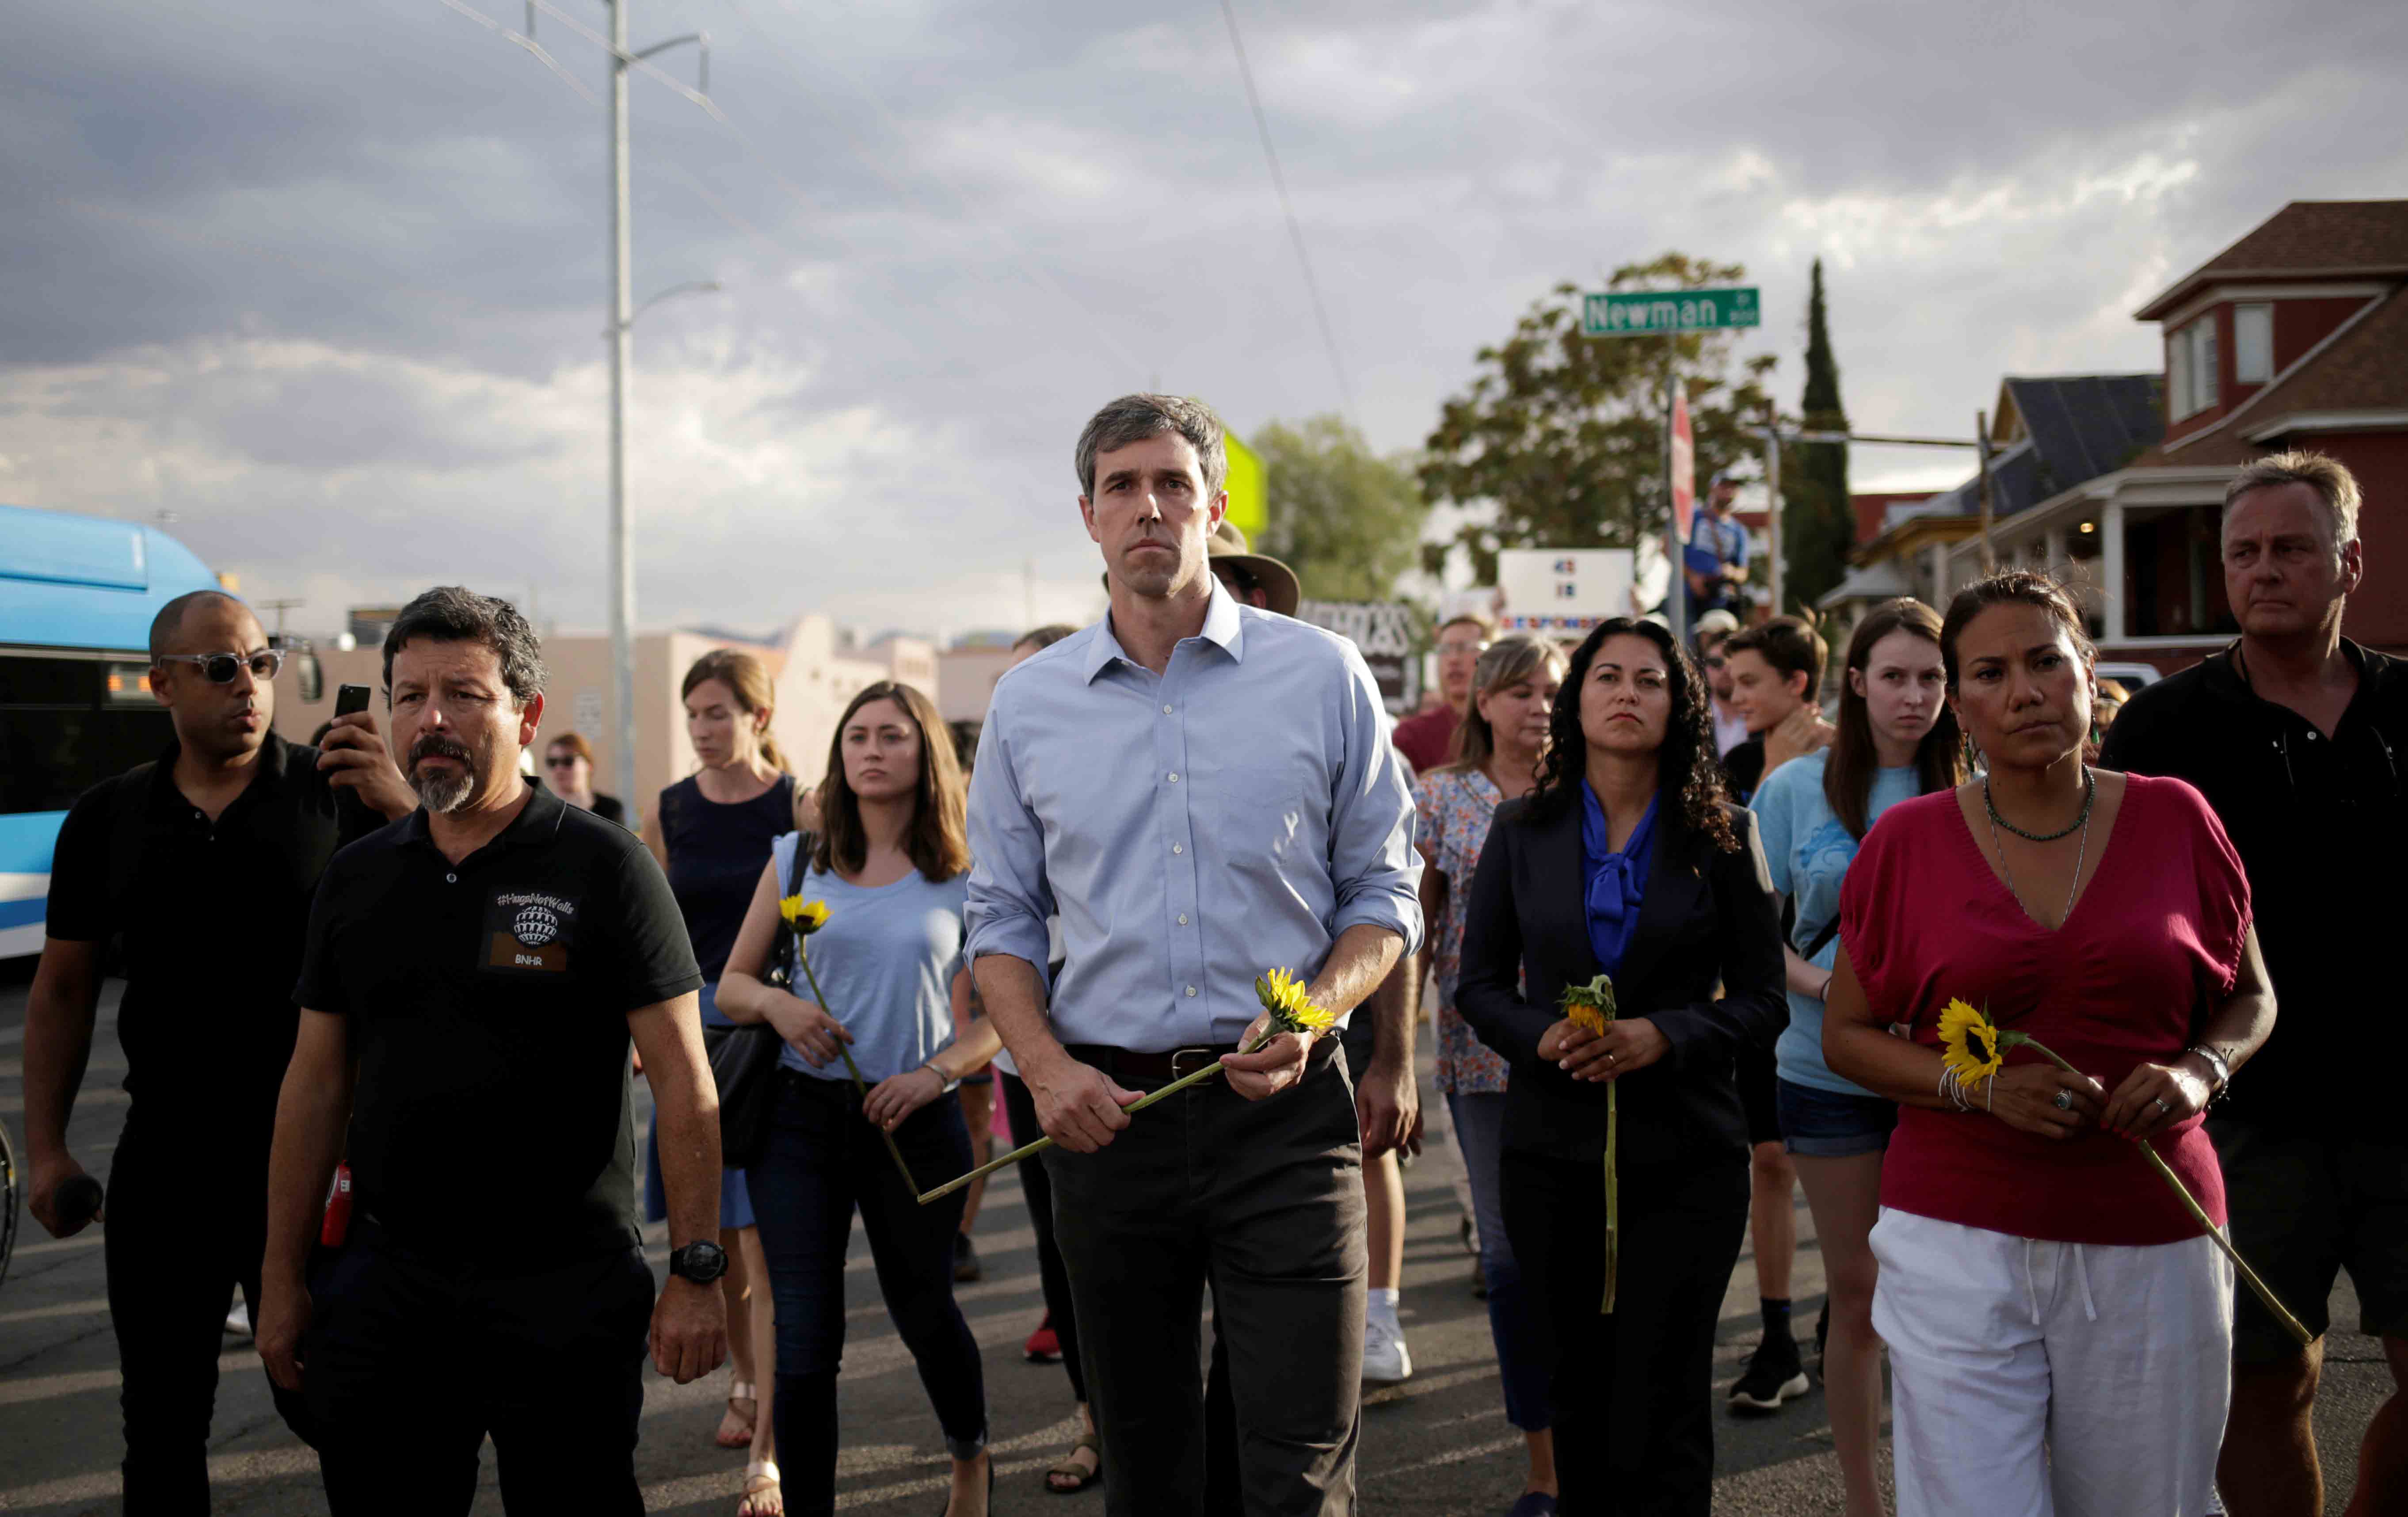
[
  {"xmin": 1252, "ymin": 415, "xmax": 1430, "ymax": 603},
  {"xmin": 1419, "ymin": 252, "xmax": 1781, "ymax": 586},
  {"xmin": 1783, "ymin": 259, "xmax": 1856, "ymax": 614}
]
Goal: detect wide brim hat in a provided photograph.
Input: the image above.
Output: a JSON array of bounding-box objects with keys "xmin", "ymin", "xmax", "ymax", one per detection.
[{"xmin": 1097, "ymin": 519, "xmax": 1303, "ymax": 618}]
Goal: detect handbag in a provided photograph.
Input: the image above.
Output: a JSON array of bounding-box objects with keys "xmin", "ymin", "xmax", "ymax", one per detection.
[{"xmin": 706, "ymin": 832, "xmax": 814, "ymax": 1169}]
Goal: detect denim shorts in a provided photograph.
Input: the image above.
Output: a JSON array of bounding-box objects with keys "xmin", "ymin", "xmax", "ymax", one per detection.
[{"xmin": 1775, "ymin": 1075, "xmax": 1896, "ymax": 1158}]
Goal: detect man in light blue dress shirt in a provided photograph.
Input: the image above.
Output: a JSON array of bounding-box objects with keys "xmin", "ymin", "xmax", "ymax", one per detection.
[{"xmin": 966, "ymin": 393, "xmax": 1421, "ymax": 1516}]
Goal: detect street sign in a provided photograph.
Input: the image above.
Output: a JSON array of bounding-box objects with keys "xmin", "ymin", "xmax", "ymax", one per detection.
[{"xmin": 1582, "ymin": 286, "xmax": 1761, "ymax": 336}]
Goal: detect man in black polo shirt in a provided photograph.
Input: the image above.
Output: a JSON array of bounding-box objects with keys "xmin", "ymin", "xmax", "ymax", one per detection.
[
  {"xmin": 23, "ymin": 589, "xmax": 413, "ymax": 1513},
  {"xmin": 255, "ymin": 586, "xmax": 727, "ymax": 1515},
  {"xmin": 2101, "ymin": 451, "xmax": 2408, "ymax": 1517}
]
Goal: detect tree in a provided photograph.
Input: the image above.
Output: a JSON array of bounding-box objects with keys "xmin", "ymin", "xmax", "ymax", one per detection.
[
  {"xmin": 1252, "ymin": 415, "xmax": 1429, "ymax": 604},
  {"xmin": 1783, "ymin": 259, "xmax": 1856, "ymax": 614},
  {"xmin": 1418, "ymin": 252, "xmax": 1781, "ymax": 586}
]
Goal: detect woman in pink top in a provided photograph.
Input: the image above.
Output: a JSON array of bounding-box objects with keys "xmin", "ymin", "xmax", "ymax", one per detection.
[{"xmin": 1825, "ymin": 572, "xmax": 2276, "ymax": 1517}]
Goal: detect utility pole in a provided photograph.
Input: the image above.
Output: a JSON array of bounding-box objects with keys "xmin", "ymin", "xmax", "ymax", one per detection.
[
  {"xmin": 605, "ymin": 0, "xmax": 637, "ymax": 816},
  {"xmin": 1975, "ymin": 410, "xmax": 1998, "ymax": 574},
  {"xmin": 1762, "ymin": 427, "xmax": 1783, "ymax": 617},
  {"xmin": 1664, "ymin": 334, "xmax": 1686, "ymax": 648}
]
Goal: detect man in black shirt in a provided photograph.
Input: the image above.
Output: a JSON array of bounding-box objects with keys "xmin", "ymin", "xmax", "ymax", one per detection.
[
  {"xmin": 23, "ymin": 589, "xmax": 414, "ymax": 1513},
  {"xmin": 2101, "ymin": 452, "xmax": 2408, "ymax": 1517},
  {"xmin": 255, "ymin": 586, "xmax": 727, "ymax": 1515}
]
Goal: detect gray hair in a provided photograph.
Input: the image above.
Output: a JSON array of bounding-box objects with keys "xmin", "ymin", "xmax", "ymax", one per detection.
[
  {"xmin": 381, "ymin": 586, "xmax": 547, "ymax": 707},
  {"xmin": 1074, "ymin": 393, "xmax": 1227, "ymax": 499},
  {"xmin": 2225, "ymin": 450, "xmax": 2362, "ymax": 551}
]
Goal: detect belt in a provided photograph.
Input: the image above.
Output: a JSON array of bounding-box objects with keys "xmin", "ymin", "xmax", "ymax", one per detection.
[{"xmin": 1063, "ymin": 1038, "xmax": 1338, "ymax": 1086}]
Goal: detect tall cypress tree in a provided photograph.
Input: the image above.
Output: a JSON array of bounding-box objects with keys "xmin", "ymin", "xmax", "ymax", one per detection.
[{"xmin": 1784, "ymin": 259, "xmax": 1854, "ymax": 614}]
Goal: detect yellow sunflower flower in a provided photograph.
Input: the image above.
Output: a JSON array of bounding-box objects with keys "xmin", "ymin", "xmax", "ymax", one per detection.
[
  {"xmin": 1254, "ymin": 968, "xmax": 1337, "ymax": 1037},
  {"xmin": 1559, "ymin": 973, "xmax": 1617, "ymax": 1035},
  {"xmin": 1938, "ymin": 999, "xmax": 2005, "ymax": 1085},
  {"xmin": 780, "ymin": 896, "xmax": 830, "ymax": 935}
]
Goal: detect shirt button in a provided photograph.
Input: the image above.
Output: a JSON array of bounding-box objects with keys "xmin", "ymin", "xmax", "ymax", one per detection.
[
  {"xmin": 1185, "ymin": 985, "xmax": 1198, "ymax": 997},
  {"xmin": 1178, "ymin": 914, "xmax": 1189, "ymax": 926},
  {"xmin": 1162, "ymin": 705, "xmax": 1174, "ymax": 715},
  {"xmin": 1167, "ymin": 772, "xmax": 1180, "ymax": 783},
  {"xmin": 1172, "ymin": 842, "xmax": 1184, "ymax": 855},
  {"xmin": 446, "ymin": 873, "xmax": 457, "ymax": 883}
]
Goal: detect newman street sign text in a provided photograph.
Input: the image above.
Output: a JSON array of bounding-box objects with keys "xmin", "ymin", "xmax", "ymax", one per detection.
[{"xmin": 1582, "ymin": 286, "xmax": 1761, "ymax": 336}]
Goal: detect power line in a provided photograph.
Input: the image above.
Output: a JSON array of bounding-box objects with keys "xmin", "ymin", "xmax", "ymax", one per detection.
[{"xmin": 1218, "ymin": 0, "xmax": 1356, "ymax": 428}]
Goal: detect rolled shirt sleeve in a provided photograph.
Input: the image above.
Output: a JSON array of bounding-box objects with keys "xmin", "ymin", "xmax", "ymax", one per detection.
[{"xmin": 1325, "ymin": 642, "xmax": 1423, "ymax": 955}]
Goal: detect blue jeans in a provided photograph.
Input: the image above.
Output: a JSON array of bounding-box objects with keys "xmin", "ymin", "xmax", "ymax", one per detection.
[
  {"xmin": 1447, "ymin": 1090, "xmax": 1551, "ymax": 1433},
  {"xmin": 745, "ymin": 1070, "xmax": 985, "ymax": 1517}
]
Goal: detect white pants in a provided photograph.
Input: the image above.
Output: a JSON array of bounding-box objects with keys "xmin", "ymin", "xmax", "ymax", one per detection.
[{"xmin": 1870, "ymin": 1208, "xmax": 2234, "ymax": 1517}]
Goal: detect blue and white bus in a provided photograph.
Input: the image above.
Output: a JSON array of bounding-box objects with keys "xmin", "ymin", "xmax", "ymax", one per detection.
[{"xmin": 0, "ymin": 504, "xmax": 225, "ymax": 958}]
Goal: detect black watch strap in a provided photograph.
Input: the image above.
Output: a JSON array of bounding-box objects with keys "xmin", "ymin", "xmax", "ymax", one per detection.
[{"xmin": 669, "ymin": 1240, "xmax": 728, "ymax": 1284}]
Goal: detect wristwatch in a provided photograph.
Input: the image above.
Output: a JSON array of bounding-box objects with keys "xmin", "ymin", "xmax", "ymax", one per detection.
[
  {"xmin": 2184, "ymin": 1044, "xmax": 2233, "ymax": 1099},
  {"xmin": 669, "ymin": 1240, "xmax": 729, "ymax": 1284}
]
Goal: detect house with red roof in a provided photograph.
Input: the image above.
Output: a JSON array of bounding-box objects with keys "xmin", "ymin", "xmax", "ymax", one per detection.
[{"xmin": 1950, "ymin": 199, "xmax": 2408, "ymax": 669}]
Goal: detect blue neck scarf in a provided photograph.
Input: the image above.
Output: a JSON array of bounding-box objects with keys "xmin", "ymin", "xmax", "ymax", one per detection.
[{"xmin": 1580, "ymin": 784, "xmax": 1659, "ymax": 980}]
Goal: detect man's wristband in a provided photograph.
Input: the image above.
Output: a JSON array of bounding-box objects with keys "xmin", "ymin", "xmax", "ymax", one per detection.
[{"xmin": 922, "ymin": 1060, "xmax": 961, "ymax": 1095}]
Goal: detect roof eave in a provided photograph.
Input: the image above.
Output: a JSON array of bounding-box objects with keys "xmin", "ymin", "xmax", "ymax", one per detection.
[{"xmin": 2136, "ymin": 264, "xmax": 2408, "ymax": 320}]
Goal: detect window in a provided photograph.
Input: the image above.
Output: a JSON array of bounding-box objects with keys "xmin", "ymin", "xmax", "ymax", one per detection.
[
  {"xmin": 0, "ymin": 653, "xmax": 176, "ymax": 814},
  {"xmin": 2235, "ymin": 303, "xmax": 2273, "ymax": 385},
  {"xmin": 2168, "ymin": 315, "xmax": 2220, "ymax": 419}
]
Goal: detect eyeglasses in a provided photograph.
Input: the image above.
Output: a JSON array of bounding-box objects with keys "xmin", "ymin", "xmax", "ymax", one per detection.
[
  {"xmin": 1702, "ymin": 655, "xmax": 1727, "ymax": 670},
  {"xmin": 1436, "ymin": 640, "xmax": 1488, "ymax": 658},
  {"xmin": 544, "ymin": 755, "xmax": 581, "ymax": 769},
  {"xmin": 156, "ymin": 649, "xmax": 283, "ymax": 684}
]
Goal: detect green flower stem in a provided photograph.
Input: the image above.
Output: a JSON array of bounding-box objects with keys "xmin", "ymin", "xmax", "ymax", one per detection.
[
  {"xmin": 916, "ymin": 1029, "xmax": 1278, "ymax": 1206},
  {"xmin": 1602, "ymin": 1080, "xmax": 1619, "ymax": 1315},
  {"xmin": 2002, "ymin": 1031, "xmax": 2312, "ymax": 1348},
  {"xmin": 795, "ymin": 941, "xmax": 920, "ymax": 1195}
]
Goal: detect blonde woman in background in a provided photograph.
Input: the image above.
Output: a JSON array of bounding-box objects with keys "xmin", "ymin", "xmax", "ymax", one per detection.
[{"xmin": 643, "ymin": 649, "xmax": 796, "ymax": 1517}]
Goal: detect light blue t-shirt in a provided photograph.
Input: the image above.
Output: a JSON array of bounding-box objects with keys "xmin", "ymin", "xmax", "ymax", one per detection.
[
  {"xmin": 1749, "ymin": 749, "xmax": 1919, "ymax": 1097},
  {"xmin": 770, "ymin": 832, "xmax": 969, "ymax": 1084}
]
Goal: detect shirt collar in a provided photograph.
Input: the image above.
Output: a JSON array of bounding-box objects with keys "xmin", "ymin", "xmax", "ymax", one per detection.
[
  {"xmin": 400, "ymin": 778, "xmax": 567, "ymax": 859},
  {"xmin": 147, "ymin": 732, "xmax": 292, "ymax": 809},
  {"xmin": 1082, "ymin": 575, "xmax": 1247, "ymax": 683}
]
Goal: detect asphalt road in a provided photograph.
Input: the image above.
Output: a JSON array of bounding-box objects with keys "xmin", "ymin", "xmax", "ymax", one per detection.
[{"xmin": 0, "ymin": 970, "xmax": 2382, "ymax": 1514}]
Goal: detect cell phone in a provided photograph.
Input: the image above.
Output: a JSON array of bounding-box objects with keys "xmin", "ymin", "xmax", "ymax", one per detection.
[{"xmin": 334, "ymin": 684, "xmax": 372, "ymax": 718}]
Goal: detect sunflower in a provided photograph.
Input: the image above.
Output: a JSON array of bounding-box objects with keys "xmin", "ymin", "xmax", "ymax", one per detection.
[
  {"xmin": 1938, "ymin": 999, "xmax": 2005, "ymax": 1086},
  {"xmin": 1254, "ymin": 968, "xmax": 1337, "ymax": 1037},
  {"xmin": 1559, "ymin": 973, "xmax": 1617, "ymax": 1035},
  {"xmin": 780, "ymin": 896, "xmax": 831, "ymax": 935}
]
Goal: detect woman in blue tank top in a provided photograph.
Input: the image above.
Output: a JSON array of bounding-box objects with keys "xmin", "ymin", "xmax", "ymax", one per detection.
[{"xmin": 642, "ymin": 649, "xmax": 794, "ymax": 1514}]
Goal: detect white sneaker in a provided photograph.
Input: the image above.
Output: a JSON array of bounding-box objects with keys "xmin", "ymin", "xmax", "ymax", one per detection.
[
  {"xmin": 1362, "ymin": 1315, "xmax": 1412, "ymax": 1387},
  {"xmin": 224, "ymin": 1303, "xmax": 252, "ymax": 1338}
]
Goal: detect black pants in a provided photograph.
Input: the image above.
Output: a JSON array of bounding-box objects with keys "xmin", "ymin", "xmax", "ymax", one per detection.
[
  {"xmin": 104, "ymin": 1115, "xmax": 313, "ymax": 1515},
  {"xmin": 301, "ymin": 1224, "xmax": 654, "ymax": 1515},
  {"xmin": 998, "ymin": 1069, "xmax": 1087, "ymax": 1403},
  {"xmin": 745, "ymin": 1068, "xmax": 986, "ymax": 1517},
  {"xmin": 1501, "ymin": 1152, "xmax": 1748, "ymax": 1517},
  {"xmin": 1046, "ymin": 1047, "xmax": 1364, "ymax": 1517}
]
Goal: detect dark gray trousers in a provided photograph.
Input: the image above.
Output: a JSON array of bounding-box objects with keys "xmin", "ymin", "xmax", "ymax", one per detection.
[{"xmin": 1045, "ymin": 1048, "xmax": 1366, "ymax": 1517}]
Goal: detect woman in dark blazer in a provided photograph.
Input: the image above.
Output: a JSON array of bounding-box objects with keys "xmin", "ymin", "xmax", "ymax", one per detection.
[{"xmin": 1457, "ymin": 616, "xmax": 1786, "ymax": 1517}]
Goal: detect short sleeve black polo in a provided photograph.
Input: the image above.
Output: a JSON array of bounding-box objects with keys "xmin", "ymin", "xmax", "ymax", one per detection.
[
  {"xmin": 42, "ymin": 734, "xmax": 389, "ymax": 1136},
  {"xmin": 294, "ymin": 784, "xmax": 701, "ymax": 1264}
]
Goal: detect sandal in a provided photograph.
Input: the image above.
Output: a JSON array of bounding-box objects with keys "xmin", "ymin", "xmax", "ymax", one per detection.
[
  {"xmin": 739, "ymin": 1459, "xmax": 782, "ymax": 1517},
  {"xmin": 1045, "ymin": 1433, "xmax": 1102, "ymax": 1494},
  {"xmin": 714, "ymin": 1381, "xmax": 758, "ymax": 1449}
]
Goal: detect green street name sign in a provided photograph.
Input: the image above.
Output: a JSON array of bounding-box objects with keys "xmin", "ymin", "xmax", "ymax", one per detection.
[{"xmin": 1582, "ymin": 286, "xmax": 1760, "ymax": 336}]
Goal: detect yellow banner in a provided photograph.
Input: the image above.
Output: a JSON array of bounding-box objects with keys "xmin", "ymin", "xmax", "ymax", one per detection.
[{"xmin": 1223, "ymin": 433, "xmax": 1266, "ymax": 541}]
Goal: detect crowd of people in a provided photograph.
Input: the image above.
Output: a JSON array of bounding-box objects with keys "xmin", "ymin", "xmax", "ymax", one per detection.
[{"xmin": 15, "ymin": 391, "xmax": 2406, "ymax": 1517}]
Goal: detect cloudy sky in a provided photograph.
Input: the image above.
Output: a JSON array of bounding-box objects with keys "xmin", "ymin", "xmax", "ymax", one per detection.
[{"xmin": 5, "ymin": 0, "xmax": 2403, "ymax": 643}]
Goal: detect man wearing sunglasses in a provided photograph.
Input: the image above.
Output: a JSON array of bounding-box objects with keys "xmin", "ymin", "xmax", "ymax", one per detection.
[{"xmin": 22, "ymin": 588, "xmax": 414, "ymax": 1512}]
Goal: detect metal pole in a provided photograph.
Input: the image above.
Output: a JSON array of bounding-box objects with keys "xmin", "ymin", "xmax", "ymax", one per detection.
[
  {"xmin": 1763, "ymin": 426, "xmax": 1783, "ymax": 618},
  {"xmin": 1975, "ymin": 410, "xmax": 1997, "ymax": 575},
  {"xmin": 1665, "ymin": 333, "xmax": 1686, "ymax": 647},
  {"xmin": 606, "ymin": 0, "xmax": 639, "ymax": 814}
]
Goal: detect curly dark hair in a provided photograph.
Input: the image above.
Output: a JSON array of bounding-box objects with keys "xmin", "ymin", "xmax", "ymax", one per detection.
[{"xmin": 1524, "ymin": 617, "xmax": 1739, "ymax": 854}]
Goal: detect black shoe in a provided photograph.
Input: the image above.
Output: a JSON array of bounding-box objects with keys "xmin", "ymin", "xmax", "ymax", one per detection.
[
  {"xmin": 1471, "ymin": 1261, "xmax": 1490, "ymax": 1301},
  {"xmin": 1812, "ymin": 1301, "xmax": 1830, "ymax": 1384},
  {"xmin": 1727, "ymin": 1333, "xmax": 1809, "ymax": 1414},
  {"xmin": 954, "ymin": 1233, "xmax": 982, "ymax": 1283}
]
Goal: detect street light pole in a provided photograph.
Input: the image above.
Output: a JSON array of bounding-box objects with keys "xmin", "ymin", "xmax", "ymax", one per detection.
[{"xmin": 606, "ymin": 0, "xmax": 637, "ymax": 815}]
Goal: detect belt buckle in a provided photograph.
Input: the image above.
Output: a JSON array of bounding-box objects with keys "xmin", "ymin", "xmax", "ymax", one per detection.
[{"xmin": 1169, "ymin": 1046, "xmax": 1218, "ymax": 1082}]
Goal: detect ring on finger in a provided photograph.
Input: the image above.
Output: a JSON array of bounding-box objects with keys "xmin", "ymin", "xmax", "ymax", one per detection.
[
  {"xmin": 2153, "ymin": 1096, "xmax": 2172, "ymax": 1117},
  {"xmin": 2052, "ymin": 1089, "xmax": 2074, "ymax": 1111}
]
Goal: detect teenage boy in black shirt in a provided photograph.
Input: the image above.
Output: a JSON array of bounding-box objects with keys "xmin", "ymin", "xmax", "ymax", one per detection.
[
  {"xmin": 1715, "ymin": 615, "xmax": 1830, "ymax": 1414},
  {"xmin": 2101, "ymin": 453, "xmax": 2408, "ymax": 1517},
  {"xmin": 256, "ymin": 586, "xmax": 728, "ymax": 1515},
  {"xmin": 24, "ymin": 589, "xmax": 414, "ymax": 1513}
]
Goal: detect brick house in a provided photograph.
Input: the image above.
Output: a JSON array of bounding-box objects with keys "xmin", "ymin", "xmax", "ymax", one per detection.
[{"xmin": 1948, "ymin": 199, "xmax": 2408, "ymax": 669}]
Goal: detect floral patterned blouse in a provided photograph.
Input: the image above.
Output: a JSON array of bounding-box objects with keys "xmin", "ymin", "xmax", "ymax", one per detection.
[{"xmin": 1415, "ymin": 766, "xmax": 1511, "ymax": 1094}]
